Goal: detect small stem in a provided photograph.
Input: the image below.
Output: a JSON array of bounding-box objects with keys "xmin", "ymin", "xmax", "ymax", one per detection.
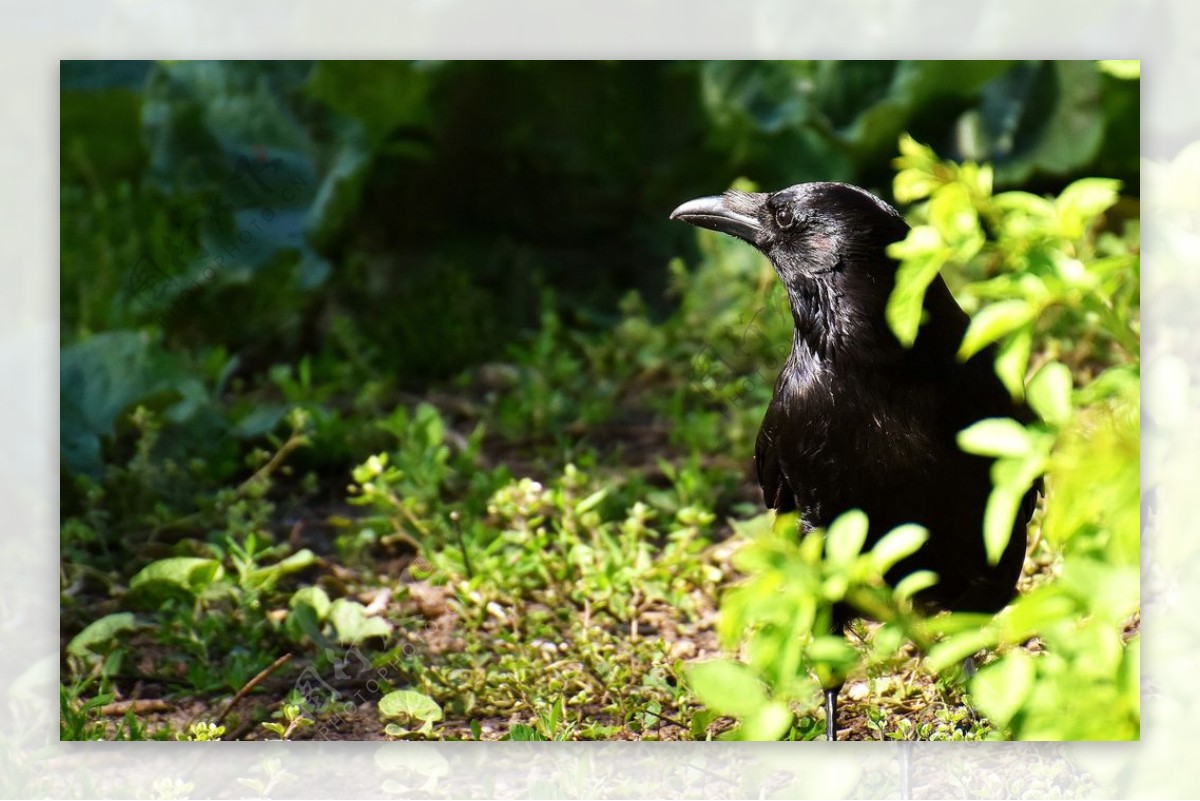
[
  {"xmin": 238, "ymin": 431, "xmax": 309, "ymax": 494},
  {"xmin": 216, "ymin": 652, "xmax": 293, "ymax": 728},
  {"xmin": 1082, "ymin": 294, "xmax": 1139, "ymax": 356},
  {"xmin": 451, "ymin": 511, "xmax": 473, "ymax": 579},
  {"xmin": 383, "ymin": 489, "xmax": 432, "ymax": 541},
  {"xmin": 281, "ymin": 713, "xmax": 307, "ymax": 740}
]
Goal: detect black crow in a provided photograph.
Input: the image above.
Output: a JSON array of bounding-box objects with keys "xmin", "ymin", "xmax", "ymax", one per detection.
[{"xmin": 671, "ymin": 182, "xmax": 1037, "ymax": 740}]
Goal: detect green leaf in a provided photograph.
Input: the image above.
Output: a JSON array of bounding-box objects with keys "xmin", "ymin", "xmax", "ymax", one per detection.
[
  {"xmin": 980, "ymin": 453, "xmax": 1046, "ymax": 565},
  {"xmin": 60, "ymin": 332, "xmax": 209, "ymax": 478},
  {"xmin": 307, "ymin": 61, "xmax": 435, "ymax": 148},
  {"xmin": 378, "ymin": 690, "xmax": 443, "ymax": 724},
  {"xmin": 289, "ymin": 586, "xmax": 332, "ymax": 620},
  {"xmin": 894, "ymin": 171, "xmax": 940, "ymax": 205},
  {"xmin": 958, "ymin": 300, "xmax": 1038, "ymax": 361},
  {"xmin": 928, "ymin": 183, "xmax": 984, "ymax": 260},
  {"xmin": 129, "ymin": 557, "xmax": 224, "ymax": 590},
  {"xmin": 245, "ymin": 548, "xmax": 318, "ymax": 590},
  {"xmin": 1056, "ymin": 177, "xmax": 1121, "ymax": 221},
  {"xmin": 1026, "ymin": 361, "xmax": 1074, "ymax": 426},
  {"xmin": 67, "ymin": 612, "xmax": 137, "ymax": 657},
  {"xmin": 981, "ymin": 61, "xmax": 1106, "ymax": 184},
  {"xmin": 127, "ymin": 557, "xmax": 224, "ymax": 607},
  {"xmin": 893, "ymin": 570, "xmax": 939, "ymax": 600},
  {"xmin": 686, "ymin": 660, "xmax": 769, "ymax": 719},
  {"xmin": 738, "ymin": 702, "xmax": 794, "ymax": 741},
  {"xmin": 1056, "ymin": 178, "xmax": 1121, "ymax": 239},
  {"xmin": 992, "ymin": 190, "xmax": 1056, "ymax": 220},
  {"xmin": 1099, "ymin": 59, "xmax": 1137, "ymax": 80},
  {"xmin": 328, "ymin": 598, "xmax": 392, "ymax": 645},
  {"xmin": 413, "ymin": 402, "xmax": 446, "ymax": 448},
  {"xmin": 998, "ymin": 587, "xmax": 1077, "ymax": 643},
  {"xmin": 886, "ymin": 233, "xmax": 947, "ymax": 347},
  {"xmin": 825, "ymin": 509, "xmax": 869, "ymax": 568},
  {"xmin": 305, "ymin": 127, "xmax": 373, "ymax": 252},
  {"xmin": 868, "ymin": 524, "xmax": 929, "ymax": 574},
  {"xmin": 61, "ymin": 82, "xmax": 148, "ymax": 184},
  {"xmin": 893, "ymin": 133, "xmax": 942, "ymax": 202},
  {"xmin": 1060, "ymin": 560, "xmax": 1139, "ymax": 624},
  {"xmin": 807, "ymin": 636, "xmax": 859, "ymax": 668},
  {"xmin": 383, "ymin": 722, "xmax": 410, "ymax": 738},
  {"xmin": 769, "ymin": 511, "xmax": 801, "ymax": 538},
  {"xmin": 957, "ymin": 418, "xmax": 1033, "ymax": 458},
  {"xmin": 507, "ymin": 724, "xmax": 545, "ymax": 741},
  {"xmin": 971, "ymin": 649, "xmax": 1036, "ymax": 729},
  {"xmin": 1098, "ymin": 60, "xmax": 1140, "ymax": 80},
  {"xmin": 574, "ymin": 488, "xmax": 609, "ymax": 515},
  {"xmin": 285, "ymin": 586, "xmax": 333, "ymax": 647},
  {"xmin": 232, "ymin": 405, "xmax": 288, "ymax": 439},
  {"xmin": 922, "ymin": 610, "xmax": 996, "ymax": 637},
  {"xmin": 927, "ymin": 627, "xmax": 997, "ymax": 674},
  {"xmin": 982, "ymin": 484, "xmax": 1023, "ymax": 566},
  {"xmin": 994, "ymin": 326, "xmax": 1033, "ymax": 400}
]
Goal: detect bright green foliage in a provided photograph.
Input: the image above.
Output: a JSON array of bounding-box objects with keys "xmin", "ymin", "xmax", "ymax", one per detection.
[
  {"xmin": 339, "ymin": 412, "xmax": 733, "ymax": 740},
  {"xmin": 890, "ymin": 134, "xmax": 1137, "ymax": 392},
  {"xmin": 891, "ymin": 138, "xmax": 1138, "ymax": 579},
  {"xmin": 180, "ymin": 721, "xmax": 226, "ymax": 741},
  {"xmin": 685, "ymin": 511, "xmax": 930, "ymax": 739},
  {"xmin": 890, "ymin": 134, "xmax": 1137, "ymax": 573},
  {"xmin": 930, "ymin": 371, "xmax": 1139, "ymax": 739}
]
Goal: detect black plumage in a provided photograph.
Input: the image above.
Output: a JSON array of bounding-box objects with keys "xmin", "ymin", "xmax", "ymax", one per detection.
[{"xmin": 671, "ymin": 182, "xmax": 1037, "ymax": 739}]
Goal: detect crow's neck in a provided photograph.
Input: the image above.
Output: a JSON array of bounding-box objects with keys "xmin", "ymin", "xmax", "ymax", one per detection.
[
  {"xmin": 783, "ymin": 269, "xmax": 896, "ymax": 378},
  {"xmin": 785, "ymin": 275, "xmax": 849, "ymax": 360}
]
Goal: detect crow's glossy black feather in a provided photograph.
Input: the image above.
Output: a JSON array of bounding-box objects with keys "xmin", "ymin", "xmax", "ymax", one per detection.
[{"xmin": 677, "ymin": 182, "xmax": 1037, "ymax": 619}]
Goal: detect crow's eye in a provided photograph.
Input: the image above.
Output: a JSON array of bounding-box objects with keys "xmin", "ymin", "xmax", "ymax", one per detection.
[{"xmin": 774, "ymin": 204, "xmax": 798, "ymax": 230}]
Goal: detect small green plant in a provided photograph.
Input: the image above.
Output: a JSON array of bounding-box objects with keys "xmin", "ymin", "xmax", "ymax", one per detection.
[
  {"xmin": 60, "ymin": 686, "xmax": 115, "ymax": 741},
  {"xmin": 532, "ymin": 696, "xmax": 578, "ymax": 741},
  {"xmin": 346, "ymin": 402, "xmax": 507, "ymax": 554},
  {"xmin": 686, "ymin": 510, "xmax": 933, "ymax": 740},
  {"xmin": 59, "ymin": 683, "xmax": 156, "ymax": 741},
  {"xmin": 285, "ymin": 585, "xmax": 392, "ymax": 647},
  {"xmin": 180, "ymin": 721, "xmax": 226, "ymax": 741},
  {"xmin": 61, "ymin": 408, "xmax": 318, "ymax": 707},
  {"xmin": 446, "ymin": 464, "xmax": 722, "ymax": 620},
  {"xmin": 262, "ymin": 691, "xmax": 315, "ymax": 740},
  {"xmin": 489, "ymin": 294, "xmax": 621, "ymax": 439}
]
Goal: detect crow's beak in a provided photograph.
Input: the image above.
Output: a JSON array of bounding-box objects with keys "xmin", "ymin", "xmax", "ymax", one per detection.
[{"xmin": 670, "ymin": 192, "xmax": 765, "ymax": 242}]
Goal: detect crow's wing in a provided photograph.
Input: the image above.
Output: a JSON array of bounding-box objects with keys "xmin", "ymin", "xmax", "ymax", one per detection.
[{"xmin": 754, "ymin": 404, "xmax": 796, "ymax": 513}]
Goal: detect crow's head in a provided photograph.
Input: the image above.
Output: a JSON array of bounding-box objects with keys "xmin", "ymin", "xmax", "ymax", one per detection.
[{"xmin": 670, "ymin": 182, "xmax": 909, "ymax": 285}]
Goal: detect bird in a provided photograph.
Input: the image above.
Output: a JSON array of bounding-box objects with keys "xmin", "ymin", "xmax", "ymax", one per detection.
[{"xmin": 670, "ymin": 182, "xmax": 1037, "ymax": 740}]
